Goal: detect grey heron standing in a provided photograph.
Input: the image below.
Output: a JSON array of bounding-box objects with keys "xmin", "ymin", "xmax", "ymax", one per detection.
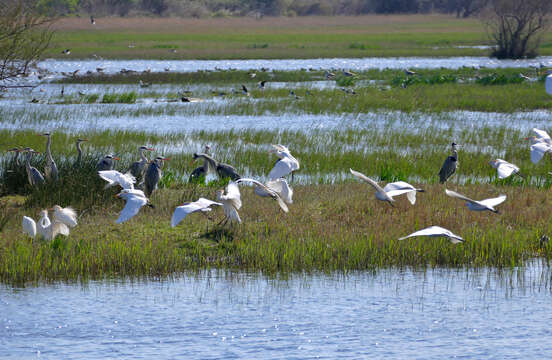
[
  {"xmin": 7, "ymin": 147, "xmax": 22, "ymax": 167},
  {"xmin": 189, "ymin": 145, "xmax": 211, "ymax": 183},
  {"xmin": 192, "ymin": 153, "xmax": 241, "ymax": 181},
  {"xmin": 40, "ymin": 132, "xmax": 58, "ymax": 181},
  {"xmin": 438, "ymin": 142, "xmax": 459, "ymax": 184},
  {"xmin": 128, "ymin": 146, "xmax": 154, "ymax": 180},
  {"xmin": 22, "ymin": 148, "xmax": 45, "ymax": 187},
  {"xmin": 144, "ymin": 156, "xmax": 169, "ymax": 197},
  {"xmin": 96, "ymin": 154, "xmax": 119, "ymax": 171},
  {"xmin": 75, "ymin": 138, "xmax": 88, "ymax": 166}
]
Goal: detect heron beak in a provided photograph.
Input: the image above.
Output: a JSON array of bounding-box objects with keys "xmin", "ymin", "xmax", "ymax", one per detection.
[
  {"xmin": 162, "ymin": 157, "xmax": 170, "ymax": 161},
  {"xmin": 113, "ymin": 157, "xmax": 120, "ymax": 160},
  {"xmin": 147, "ymin": 148, "xmax": 154, "ymax": 151}
]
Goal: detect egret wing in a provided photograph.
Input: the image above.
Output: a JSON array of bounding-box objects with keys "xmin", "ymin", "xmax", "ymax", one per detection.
[
  {"xmin": 350, "ymin": 169, "xmax": 385, "ymax": 193},
  {"xmin": 22, "ymin": 216, "xmax": 36, "ymax": 238},
  {"xmin": 496, "ymin": 163, "xmax": 518, "ymax": 179},
  {"xmin": 99, "ymin": 170, "xmax": 135, "ymax": 190},
  {"xmin": 54, "ymin": 207, "xmax": 78, "ymax": 227},
  {"xmin": 478, "ymin": 195, "xmax": 507, "ymax": 208},
  {"xmin": 222, "ymin": 181, "xmax": 242, "ymax": 210},
  {"xmin": 116, "ymin": 195, "xmax": 148, "ymax": 224},
  {"xmin": 445, "ymin": 189, "xmax": 477, "ymax": 204},
  {"xmin": 171, "ymin": 198, "xmax": 221, "ymax": 227},
  {"xmin": 530, "ymin": 142, "xmax": 550, "ymax": 164},
  {"xmin": 267, "ymin": 178, "xmax": 293, "ymax": 204},
  {"xmin": 533, "ymin": 128, "xmax": 551, "ymax": 142},
  {"xmin": 51, "ymin": 222, "xmax": 70, "ymax": 237},
  {"xmin": 399, "ymin": 226, "xmax": 463, "ymax": 243},
  {"xmin": 268, "ymin": 158, "xmax": 293, "ymax": 180},
  {"xmin": 383, "ymin": 181, "xmax": 415, "ymax": 192}
]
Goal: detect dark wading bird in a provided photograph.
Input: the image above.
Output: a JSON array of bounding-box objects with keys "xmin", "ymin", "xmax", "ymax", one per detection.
[
  {"xmin": 7, "ymin": 147, "xmax": 22, "ymax": 167},
  {"xmin": 128, "ymin": 146, "xmax": 154, "ymax": 180},
  {"xmin": 74, "ymin": 138, "xmax": 88, "ymax": 166},
  {"xmin": 192, "ymin": 153, "xmax": 241, "ymax": 181},
  {"xmin": 40, "ymin": 132, "xmax": 58, "ymax": 181},
  {"xmin": 22, "ymin": 148, "xmax": 45, "ymax": 187},
  {"xmin": 189, "ymin": 145, "xmax": 211, "ymax": 183},
  {"xmin": 144, "ymin": 156, "xmax": 169, "ymax": 197},
  {"xmin": 96, "ymin": 154, "xmax": 120, "ymax": 171},
  {"xmin": 438, "ymin": 142, "xmax": 459, "ymax": 184}
]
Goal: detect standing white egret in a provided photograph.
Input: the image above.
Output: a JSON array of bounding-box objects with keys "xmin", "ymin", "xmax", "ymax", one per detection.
[
  {"xmin": 350, "ymin": 169, "xmax": 423, "ymax": 206},
  {"xmin": 268, "ymin": 144, "xmax": 300, "ymax": 182},
  {"xmin": 399, "ymin": 226, "xmax": 464, "ymax": 244},
  {"xmin": 445, "ymin": 189, "xmax": 506, "ymax": 213},
  {"xmin": 51, "ymin": 205, "xmax": 78, "ymax": 228},
  {"xmin": 115, "ymin": 189, "xmax": 151, "ymax": 224},
  {"xmin": 128, "ymin": 146, "xmax": 154, "ymax": 180},
  {"xmin": 98, "ymin": 170, "xmax": 136, "ymax": 190},
  {"xmin": 22, "ymin": 216, "xmax": 37, "ymax": 238},
  {"xmin": 438, "ymin": 142, "xmax": 459, "ymax": 184},
  {"xmin": 489, "ymin": 159, "xmax": 523, "ymax": 179},
  {"xmin": 22, "ymin": 148, "xmax": 45, "ymax": 187},
  {"xmin": 144, "ymin": 156, "xmax": 169, "ymax": 197},
  {"xmin": 171, "ymin": 198, "xmax": 222, "ymax": 227},
  {"xmin": 24, "ymin": 210, "xmax": 70, "ymax": 241},
  {"xmin": 236, "ymin": 178, "xmax": 289, "ymax": 213},
  {"xmin": 97, "ymin": 154, "xmax": 120, "ymax": 171},
  {"xmin": 215, "ymin": 181, "xmax": 242, "ymax": 225},
  {"xmin": 40, "ymin": 132, "xmax": 58, "ymax": 181}
]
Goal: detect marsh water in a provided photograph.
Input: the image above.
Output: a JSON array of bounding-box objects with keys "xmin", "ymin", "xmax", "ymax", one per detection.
[{"xmin": 2, "ymin": 263, "xmax": 552, "ymax": 359}]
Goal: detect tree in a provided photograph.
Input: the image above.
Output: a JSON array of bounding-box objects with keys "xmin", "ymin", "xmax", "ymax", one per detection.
[
  {"xmin": 484, "ymin": 0, "xmax": 552, "ymax": 59},
  {"xmin": 0, "ymin": 0, "xmax": 54, "ymax": 84}
]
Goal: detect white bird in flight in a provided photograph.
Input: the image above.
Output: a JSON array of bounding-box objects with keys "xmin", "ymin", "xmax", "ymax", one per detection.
[
  {"xmin": 115, "ymin": 189, "xmax": 151, "ymax": 224},
  {"xmin": 527, "ymin": 128, "xmax": 552, "ymax": 164},
  {"xmin": 399, "ymin": 226, "xmax": 464, "ymax": 244},
  {"xmin": 171, "ymin": 198, "xmax": 222, "ymax": 227},
  {"xmin": 350, "ymin": 169, "xmax": 424, "ymax": 206},
  {"xmin": 236, "ymin": 178, "xmax": 289, "ymax": 213},
  {"xmin": 445, "ymin": 189, "xmax": 506, "ymax": 213},
  {"xmin": 215, "ymin": 181, "xmax": 242, "ymax": 225},
  {"xmin": 268, "ymin": 144, "xmax": 300, "ymax": 181},
  {"xmin": 489, "ymin": 159, "xmax": 523, "ymax": 179},
  {"xmin": 99, "ymin": 170, "xmax": 136, "ymax": 190}
]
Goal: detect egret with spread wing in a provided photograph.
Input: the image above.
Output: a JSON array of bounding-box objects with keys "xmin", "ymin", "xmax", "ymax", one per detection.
[
  {"xmin": 445, "ymin": 189, "xmax": 506, "ymax": 213},
  {"xmin": 171, "ymin": 198, "xmax": 222, "ymax": 227},
  {"xmin": 268, "ymin": 144, "xmax": 299, "ymax": 181},
  {"xmin": 99, "ymin": 170, "xmax": 136, "ymax": 190},
  {"xmin": 350, "ymin": 169, "xmax": 423, "ymax": 206},
  {"xmin": 51, "ymin": 205, "xmax": 78, "ymax": 228},
  {"xmin": 236, "ymin": 178, "xmax": 289, "ymax": 213},
  {"xmin": 115, "ymin": 189, "xmax": 151, "ymax": 224},
  {"xmin": 399, "ymin": 226, "xmax": 464, "ymax": 244},
  {"xmin": 489, "ymin": 159, "xmax": 523, "ymax": 179},
  {"xmin": 215, "ymin": 181, "xmax": 242, "ymax": 225}
]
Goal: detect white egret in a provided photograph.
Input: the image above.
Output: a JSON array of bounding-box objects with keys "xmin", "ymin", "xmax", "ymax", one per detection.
[
  {"xmin": 438, "ymin": 142, "xmax": 459, "ymax": 184},
  {"xmin": 115, "ymin": 189, "xmax": 151, "ymax": 224},
  {"xmin": 399, "ymin": 226, "xmax": 464, "ymax": 244},
  {"xmin": 171, "ymin": 198, "xmax": 222, "ymax": 227},
  {"xmin": 268, "ymin": 144, "xmax": 299, "ymax": 181},
  {"xmin": 266, "ymin": 178, "xmax": 293, "ymax": 204},
  {"xmin": 546, "ymin": 71, "xmax": 552, "ymax": 95},
  {"xmin": 445, "ymin": 189, "xmax": 506, "ymax": 213},
  {"xmin": 99, "ymin": 170, "xmax": 136, "ymax": 190},
  {"xmin": 22, "ymin": 216, "xmax": 37, "ymax": 238},
  {"xmin": 350, "ymin": 169, "xmax": 423, "ymax": 206},
  {"xmin": 51, "ymin": 205, "xmax": 78, "ymax": 228},
  {"xmin": 215, "ymin": 181, "xmax": 242, "ymax": 225},
  {"xmin": 526, "ymin": 129, "xmax": 552, "ymax": 164},
  {"xmin": 236, "ymin": 178, "xmax": 289, "ymax": 213},
  {"xmin": 23, "ymin": 210, "xmax": 70, "ymax": 241},
  {"xmin": 489, "ymin": 159, "xmax": 523, "ymax": 179}
]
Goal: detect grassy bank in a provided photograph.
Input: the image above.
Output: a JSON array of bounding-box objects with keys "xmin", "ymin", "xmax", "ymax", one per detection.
[
  {"xmin": 1, "ymin": 182, "xmax": 551, "ymax": 285},
  {"xmin": 44, "ymin": 15, "xmax": 552, "ymax": 60}
]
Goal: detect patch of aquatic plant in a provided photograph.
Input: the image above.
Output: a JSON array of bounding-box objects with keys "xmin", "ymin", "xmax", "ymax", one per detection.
[
  {"xmin": 101, "ymin": 92, "xmax": 137, "ymax": 104},
  {"xmin": 475, "ymin": 73, "xmax": 525, "ymax": 85},
  {"xmin": 391, "ymin": 73, "xmax": 457, "ymax": 87},
  {"xmin": 335, "ymin": 75, "xmax": 355, "ymax": 87}
]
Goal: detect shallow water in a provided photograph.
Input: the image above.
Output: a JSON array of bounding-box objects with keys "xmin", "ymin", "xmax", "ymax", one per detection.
[
  {"xmin": 2, "ymin": 263, "xmax": 552, "ymax": 359},
  {"xmin": 38, "ymin": 57, "xmax": 552, "ymax": 76}
]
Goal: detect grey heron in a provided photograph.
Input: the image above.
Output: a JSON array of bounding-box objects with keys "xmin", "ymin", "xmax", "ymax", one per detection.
[
  {"xmin": 128, "ymin": 146, "xmax": 154, "ymax": 180},
  {"xmin": 445, "ymin": 189, "xmax": 506, "ymax": 213},
  {"xmin": 7, "ymin": 147, "xmax": 22, "ymax": 167},
  {"xmin": 99, "ymin": 170, "xmax": 136, "ymax": 190},
  {"xmin": 236, "ymin": 178, "xmax": 289, "ymax": 213},
  {"xmin": 22, "ymin": 148, "xmax": 45, "ymax": 187},
  {"xmin": 489, "ymin": 159, "xmax": 524, "ymax": 179},
  {"xmin": 438, "ymin": 142, "xmax": 459, "ymax": 184},
  {"xmin": 215, "ymin": 181, "xmax": 242, "ymax": 225},
  {"xmin": 268, "ymin": 144, "xmax": 299, "ymax": 182},
  {"xmin": 115, "ymin": 189, "xmax": 151, "ymax": 224},
  {"xmin": 192, "ymin": 153, "xmax": 241, "ymax": 181},
  {"xmin": 399, "ymin": 226, "xmax": 463, "ymax": 244},
  {"xmin": 171, "ymin": 198, "xmax": 223, "ymax": 227},
  {"xmin": 96, "ymin": 154, "xmax": 119, "ymax": 171},
  {"xmin": 189, "ymin": 145, "xmax": 211, "ymax": 183},
  {"xmin": 75, "ymin": 138, "xmax": 88, "ymax": 166},
  {"xmin": 144, "ymin": 156, "xmax": 169, "ymax": 197},
  {"xmin": 40, "ymin": 132, "xmax": 58, "ymax": 181}
]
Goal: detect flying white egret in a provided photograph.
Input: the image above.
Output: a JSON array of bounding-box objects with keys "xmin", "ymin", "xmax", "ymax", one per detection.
[
  {"xmin": 171, "ymin": 198, "xmax": 222, "ymax": 227},
  {"xmin": 438, "ymin": 142, "xmax": 459, "ymax": 184},
  {"xmin": 215, "ymin": 181, "xmax": 242, "ymax": 225},
  {"xmin": 526, "ymin": 129, "xmax": 552, "ymax": 164},
  {"xmin": 489, "ymin": 159, "xmax": 523, "ymax": 179},
  {"xmin": 445, "ymin": 189, "xmax": 506, "ymax": 213},
  {"xmin": 266, "ymin": 178, "xmax": 293, "ymax": 204},
  {"xmin": 350, "ymin": 169, "xmax": 423, "ymax": 206},
  {"xmin": 115, "ymin": 189, "xmax": 151, "ymax": 224},
  {"xmin": 236, "ymin": 178, "xmax": 289, "ymax": 213},
  {"xmin": 268, "ymin": 144, "xmax": 300, "ymax": 181},
  {"xmin": 51, "ymin": 205, "xmax": 78, "ymax": 228},
  {"xmin": 399, "ymin": 226, "xmax": 464, "ymax": 244},
  {"xmin": 98, "ymin": 170, "xmax": 136, "ymax": 190}
]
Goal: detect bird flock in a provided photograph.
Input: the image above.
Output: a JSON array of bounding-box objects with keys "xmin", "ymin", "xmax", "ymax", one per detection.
[{"xmin": 10, "ymin": 127, "xmax": 552, "ymax": 244}]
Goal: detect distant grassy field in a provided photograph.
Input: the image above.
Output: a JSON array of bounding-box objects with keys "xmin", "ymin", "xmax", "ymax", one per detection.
[{"xmin": 44, "ymin": 15, "xmax": 552, "ymax": 59}]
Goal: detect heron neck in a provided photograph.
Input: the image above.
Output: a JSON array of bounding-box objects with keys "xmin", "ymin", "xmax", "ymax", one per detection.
[
  {"xmin": 140, "ymin": 149, "xmax": 149, "ymax": 162},
  {"xmin": 76, "ymin": 142, "xmax": 82, "ymax": 163},
  {"xmin": 45, "ymin": 136, "xmax": 53, "ymax": 162}
]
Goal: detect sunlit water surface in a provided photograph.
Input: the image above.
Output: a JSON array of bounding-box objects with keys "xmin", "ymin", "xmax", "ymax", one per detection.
[{"xmin": 2, "ymin": 263, "xmax": 552, "ymax": 359}]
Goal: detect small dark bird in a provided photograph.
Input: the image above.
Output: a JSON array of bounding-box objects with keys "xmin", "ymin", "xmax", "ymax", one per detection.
[
  {"xmin": 438, "ymin": 142, "xmax": 459, "ymax": 184},
  {"xmin": 90, "ymin": 16, "xmax": 95, "ymax": 25},
  {"xmin": 61, "ymin": 49, "xmax": 71, "ymax": 55},
  {"xmin": 258, "ymin": 80, "xmax": 266, "ymax": 90},
  {"xmin": 60, "ymin": 86, "xmax": 64, "ymax": 97},
  {"xmin": 241, "ymin": 84, "xmax": 249, "ymax": 96},
  {"xmin": 404, "ymin": 69, "xmax": 417, "ymax": 76},
  {"xmin": 181, "ymin": 97, "xmax": 191, "ymax": 102},
  {"xmin": 540, "ymin": 235, "xmax": 550, "ymax": 247}
]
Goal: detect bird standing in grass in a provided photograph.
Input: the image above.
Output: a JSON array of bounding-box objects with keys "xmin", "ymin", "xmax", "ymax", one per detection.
[
  {"xmin": 128, "ymin": 146, "xmax": 154, "ymax": 180},
  {"xmin": 144, "ymin": 156, "xmax": 169, "ymax": 197},
  {"xmin": 74, "ymin": 138, "xmax": 88, "ymax": 166},
  {"xmin": 22, "ymin": 148, "xmax": 45, "ymax": 187},
  {"xmin": 192, "ymin": 152, "xmax": 241, "ymax": 181},
  {"xmin": 438, "ymin": 142, "xmax": 459, "ymax": 184},
  {"xmin": 40, "ymin": 132, "xmax": 58, "ymax": 181},
  {"xmin": 51, "ymin": 205, "xmax": 78, "ymax": 228},
  {"xmin": 97, "ymin": 154, "xmax": 119, "ymax": 171},
  {"xmin": 23, "ymin": 210, "xmax": 70, "ymax": 241}
]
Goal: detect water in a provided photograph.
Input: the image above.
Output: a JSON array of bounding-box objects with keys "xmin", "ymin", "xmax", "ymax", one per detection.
[
  {"xmin": 2, "ymin": 264, "xmax": 552, "ymax": 359},
  {"xmin": 37, "ymin": 57, "xmax": 552, "ymax": 76}
]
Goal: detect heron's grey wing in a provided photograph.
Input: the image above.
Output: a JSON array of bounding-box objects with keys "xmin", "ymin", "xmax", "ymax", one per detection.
[
  {"xmin": 116, "ymin": 196, "xmax": 147, "ymax": 224},
  {"xmin": 54, "ymin": 207, "xmax": 78, "ymax": 227},
  {"xmin": 268, "ymin": 159, "xmax": 293, "ymax": 180},
  {"xmin": 32, "ymin": 168, "xmax": 45, "ymax": 184},
  {"xmin": 22, "ymin": 216, "xmax": 36, "ymax": 238},
  {"xmin": 350, "ymin": 169, "xmax": 385, "ymax": 193},
  {"xmin": 445, "ymin": 189, "xmax": 477, "ymax": 205},
  {"xmin": 478, "ymin": 195, "xmax": 507, "ymax": 208}
]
